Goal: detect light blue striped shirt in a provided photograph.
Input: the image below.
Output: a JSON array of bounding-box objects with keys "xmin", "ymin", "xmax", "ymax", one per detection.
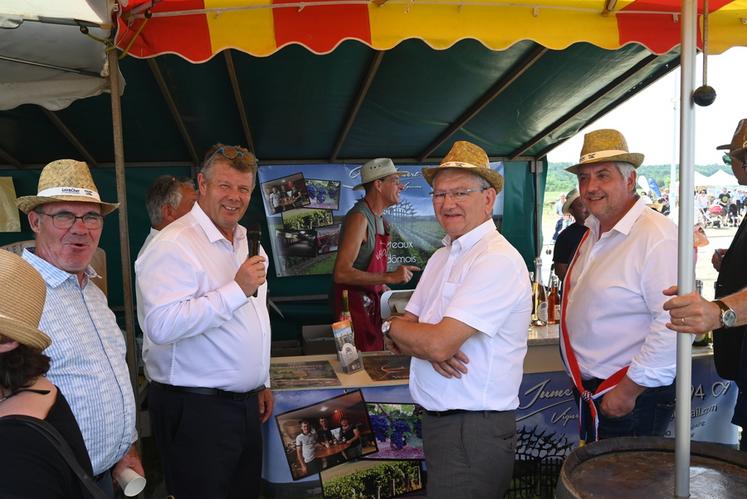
[{"xmin": 23, "ymin": 248, "xmax": 137, "ymax": 475}]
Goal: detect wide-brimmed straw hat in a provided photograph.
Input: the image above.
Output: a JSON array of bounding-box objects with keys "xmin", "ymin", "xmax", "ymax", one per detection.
[
  {"xmin": 717, "ymin": 119, "xmax": 747, "ymax": 161},
  {"xmin": 422, "ymin": 141, "xmax": 504, "ymax": 192},
  {"xmin": 353, "ymin": 158, "xmax": 405, "ymax": 190},
  {"xmin": 565, "ymin": 129, "xmax": 644, "ymax": 174},
  {"xmin": 0, "ymin": 250, "xmax": 50, "ymax": 350},
  {"xmin": 562, "ymin": 189, "xmax": 580, "ymax": 215},
  {"xmin": 16, "ymin": 159, "xmax": 119, "ymax": 215}
]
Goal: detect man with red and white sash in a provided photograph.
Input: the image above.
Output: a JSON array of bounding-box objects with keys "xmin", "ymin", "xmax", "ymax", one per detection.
[{"xmin": 561, "ymin": 129, "xmax": 678, "ymax": 442}]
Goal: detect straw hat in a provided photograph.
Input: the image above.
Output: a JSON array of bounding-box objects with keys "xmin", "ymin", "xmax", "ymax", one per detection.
[
  {"xmin": 0, "ymin": 250, "xmax": 50, "ymax": 350},
  {"xmin": 565, "ymin": 129, "xmax": 644, "ymax": 174},
  {"xmin": 717, "ymin": 119, "xmax": 747, "ymax": 161},
  {"xmin": 16, "ymin": 159, "xmax": 119, "ymax": 215},
  {"xmin": 353, "ymin": 158, "xmax": 405, "ymax": 190},
  {"xmin": 422, "ymin": 141, "xmax": 504, "ymax": 192},
  {"xmin": 561, "ymin": 189, "xmax": 580, "ymax": 215}
]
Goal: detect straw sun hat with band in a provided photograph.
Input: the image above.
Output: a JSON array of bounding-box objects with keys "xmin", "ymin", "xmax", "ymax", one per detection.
[
  {"xmin": 565, "ymin": 129, "xmax": 644, "ymax": 175},
  {"xmin": 16, "ymin": 159, "xmax": 119, "ymax": 215},
  {"xmin": 422, "ymin": 141, "xmax": 504, "ymax": 192},
  {"xmin": 0, "ymin": 250, "xmax": 50, "ymax": 350}
]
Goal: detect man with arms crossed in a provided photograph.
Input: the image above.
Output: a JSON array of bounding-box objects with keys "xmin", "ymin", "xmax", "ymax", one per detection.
[
  {"xmin": 385, "ymin": 141, "xmax": 531, "ymax": 499},
  {"xmin": 562, "ymin": 129, "xmax": 677, "ymax": 442},
  {"xmin": 136, "ymin": 143, "xmax": 273, "ymax": 499}
]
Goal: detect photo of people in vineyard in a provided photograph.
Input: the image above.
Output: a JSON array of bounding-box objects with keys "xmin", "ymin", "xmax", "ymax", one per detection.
[
  {"xmin": 321, "ymin": 460, "xmax": 424, "ymax": 499},
  {"xmin": 275, "ymin": 391, "xmax": 378, "ymax": 480},
  {"xmin": 261, "ymin": 172, "xmax": 311, "ymax": 214},
  {"xmin": 365, "ymin": 403, "xmax": 424, "ymax": 460}
]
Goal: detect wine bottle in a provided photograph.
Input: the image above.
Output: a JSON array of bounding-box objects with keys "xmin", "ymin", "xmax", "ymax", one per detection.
[
  {"xmin": 547, "ymin": 274, "xmax": 561, "ymax": 325},
  {"xmin": 531, "ymin": 258, "xmax": 548, "ymax": 326},
  {"xmin": 340, "ymin": 289, "xmax": 352, "ymax": 322},
  {"xmin": 692, "ymin": 279, "xmax": 712, "ymax": 347}
]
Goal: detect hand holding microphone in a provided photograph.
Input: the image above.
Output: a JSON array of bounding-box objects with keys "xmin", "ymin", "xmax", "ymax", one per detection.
[{"xmin": 235, "ymin": 227, "xmax": 266, "ymax": 297}]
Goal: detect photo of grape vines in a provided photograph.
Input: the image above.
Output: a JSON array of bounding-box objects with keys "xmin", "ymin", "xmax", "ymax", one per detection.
[
  {"xmin": 365, "ymin": 403, "xmax": 424, "ymax": 460},
  {"xmin": 321, "ymin": 460, "xmax": 424, "ymax": 499}
]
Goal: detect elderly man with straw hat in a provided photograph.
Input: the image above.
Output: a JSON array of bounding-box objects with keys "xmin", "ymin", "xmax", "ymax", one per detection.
[
  {"xmin": 385, "ymin": 141, "xmax": 531, "ymax": 499},
  {"xmin": 664, "ymin": 118, "xmax": 747, "ymax": 451},
  {"xmin": 16, "ymin": 159, "xmax": 142, "ymax": 498},
  {"xmin": 332, "ymin": 158, "xmax": 420, "ymax": 351},
  {"xmin": 560, "ymin": 129, "xmax": 678, "ymax": 444},
  {"xmin": 552, "ymin": 188, "xmax": 589, "ymax": 282}
]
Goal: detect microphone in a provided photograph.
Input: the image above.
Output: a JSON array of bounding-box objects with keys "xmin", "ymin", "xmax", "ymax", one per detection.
[{"xmin": 247, "ymin": 227, "xmax": 261, "ymax": 298}]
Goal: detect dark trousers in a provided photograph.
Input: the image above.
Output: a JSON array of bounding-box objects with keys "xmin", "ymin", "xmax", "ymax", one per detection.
[
  {"xmin": 94, "ymin": 469, "xmax": 113, "ymax": 499},
  {"xmin": 573, "ymin": 378, "xmax": 675, "ymax": 441},
  {"xmin": 422, "ymin": 410, "xmax": 516, "ymax": 499},
  {"xmin": 148, "ymin": 383, "xmax": 263, "ymax": 499}
]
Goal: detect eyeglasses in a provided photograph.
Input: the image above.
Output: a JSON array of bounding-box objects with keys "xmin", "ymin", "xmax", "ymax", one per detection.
[
  {"xmin": 430, "ymin": 188, "xmax": 487, "ymax": 202},
  {"xmin": 37, "ymin": 211, "xmax": 104, "ymax": 230}
]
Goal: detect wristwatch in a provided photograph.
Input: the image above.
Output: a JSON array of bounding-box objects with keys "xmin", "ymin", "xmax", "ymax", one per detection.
[
  {"xmin": 381, "ymin": 320, "xmax": 392, "ymax": 337},
  {"xmin": 714, "ymin": 300, "xmax": 737, "ymax": 328}
]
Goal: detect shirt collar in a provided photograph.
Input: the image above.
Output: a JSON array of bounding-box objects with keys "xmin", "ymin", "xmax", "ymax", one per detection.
[
  {"xmin": 191, "ymin": 202, "xmax": 246, "ymax": 244},
  {"xmin": 442, "ymin": 219, "xmax": 496, "ymax": 252},
  {"xmin": 587, "ymin": 196, "xmax": 646, "ymax": 238},
  {"xmin": 22, "ymin": 247, "xmax": 98, "ymax": 288}
]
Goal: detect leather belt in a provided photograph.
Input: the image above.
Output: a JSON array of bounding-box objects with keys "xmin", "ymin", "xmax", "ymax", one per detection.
[
  {"xmin": 152, "ymin": 381, "xmax": 265, "ymax": 401},
  {"xmin": 424, "ymin": 409, "xmax": 500, "ymax": 417}
]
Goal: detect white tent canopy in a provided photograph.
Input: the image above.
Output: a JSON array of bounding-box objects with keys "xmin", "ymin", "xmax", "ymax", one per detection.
[
  {"xmin": 706, "ymin": 169, "xmax": 739, "ymax": 186},
  {"xmin": 0, "ymin": 0, "xmax": 115, "ymax": 111}
]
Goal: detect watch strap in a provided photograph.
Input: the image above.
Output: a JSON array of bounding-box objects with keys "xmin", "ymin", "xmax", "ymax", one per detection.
[{"xmin": 713, "ymin": 300, "xmax": 734, "ymax": 327}]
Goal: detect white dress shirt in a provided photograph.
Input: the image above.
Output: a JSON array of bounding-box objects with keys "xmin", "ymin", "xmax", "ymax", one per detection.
[
  {"xmin": 135, "ymin": 202, "xmax": 271, "ymax": 392},
  {"xmin": 564, "ymin": 198, "xmax": 678, "ymax": 387},
  {"xmin": 136, "ymin": 227, "xmax": 159, "ymax": 261},
  {"xmin": 406, "ymin": 220, "xmax": 532, "ymax": 411}
]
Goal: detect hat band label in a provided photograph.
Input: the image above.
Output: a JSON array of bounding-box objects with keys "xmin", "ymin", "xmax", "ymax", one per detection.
[
  {"xmin": 37, "ymin": 186, "xmax": 101, "ymax": 202},
  {"xmin": 580, "ymin": 149, "xmax": 630, "ymax": 163},
  {"xmin": 440, "ymin": 161, "xmax": 483, "ymax": 170}
]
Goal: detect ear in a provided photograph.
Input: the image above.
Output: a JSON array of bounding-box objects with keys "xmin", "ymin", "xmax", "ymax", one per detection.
[
  {"xmin": 27, "ymin": 211, "xmax": 41, "ymax": 234},
  {"xmin": 628, "ymin": 170, "xmax": 638, "ymax": 194},
  {"xmin": 0, "ymin": 340, "xmax": 19, "ymax": 354},
  {"xmin": 161, "ymin": 204, "xmax": 174, "ymax": 225},
  {"xmin": 197, "ymin": 172, "xmax": 208, "ymax": 196}
]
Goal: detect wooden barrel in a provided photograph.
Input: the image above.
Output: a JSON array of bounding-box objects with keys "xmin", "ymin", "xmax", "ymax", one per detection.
[{"xmin": 556, "ymin": 437, "xmax": 747, "ymax": 499}]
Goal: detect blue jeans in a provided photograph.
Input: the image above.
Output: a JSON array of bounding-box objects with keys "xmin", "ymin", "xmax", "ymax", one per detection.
[{"xmin": 573, "ymin": 378, "xmax": 675, "ymax": 441}]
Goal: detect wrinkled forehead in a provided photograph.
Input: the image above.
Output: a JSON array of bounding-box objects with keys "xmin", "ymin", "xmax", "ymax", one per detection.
[
  {"xmin": 40, "ymin": 201, "xmax": 102, "ymax": 214},
  {"xmin": 432, "ymin": 169, "xmax": 483, "ymax": 188}
]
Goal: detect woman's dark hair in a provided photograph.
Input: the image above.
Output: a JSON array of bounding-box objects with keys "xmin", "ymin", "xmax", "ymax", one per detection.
[{"xmin": 0, "ymin": 341, "xmax": 50, "ymax": 394}]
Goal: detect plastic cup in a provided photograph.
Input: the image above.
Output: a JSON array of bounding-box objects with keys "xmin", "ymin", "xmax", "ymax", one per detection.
[{"xmin": 114, "ymin": 468, "xmax": 146, "ymax": 497}]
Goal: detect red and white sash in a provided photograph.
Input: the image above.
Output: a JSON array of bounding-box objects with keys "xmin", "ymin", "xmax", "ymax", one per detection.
[{"xmin": 559, "ymin": 230, "xmax": 629, "ymax": 444}]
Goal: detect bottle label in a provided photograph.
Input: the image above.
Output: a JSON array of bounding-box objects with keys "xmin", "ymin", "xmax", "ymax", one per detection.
[
  {"xmin": 538, "ymin": 303, "xmax": 548, "ymax": 322},
  {"xmin": 554, "ymin": 304, "xmax": 561, "ymax": 320}
]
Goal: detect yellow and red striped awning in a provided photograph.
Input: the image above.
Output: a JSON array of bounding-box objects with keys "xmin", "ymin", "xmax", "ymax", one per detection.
[{"xmin": 116, "ymin": 0, "xmax": 747, "ymax": 62}]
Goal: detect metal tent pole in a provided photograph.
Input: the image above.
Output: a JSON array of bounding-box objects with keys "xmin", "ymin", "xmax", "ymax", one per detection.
[
  {"xmin": 675, "ymin": 0, "xmax": 697, "ymax": 496},
  {"xmin": 107, "ymin": 49, "xmax": 140, "ymax": 417}
]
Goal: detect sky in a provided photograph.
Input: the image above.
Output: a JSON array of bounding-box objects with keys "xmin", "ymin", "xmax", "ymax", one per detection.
[{"xmin": 549, "ymin": 47, "xmax": 747, "ymax": 166}]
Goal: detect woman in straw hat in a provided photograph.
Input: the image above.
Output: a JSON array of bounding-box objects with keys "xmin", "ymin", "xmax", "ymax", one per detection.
[{"xmin": 0, "ymin": 250, "xmax": 96, "ymax": 499}]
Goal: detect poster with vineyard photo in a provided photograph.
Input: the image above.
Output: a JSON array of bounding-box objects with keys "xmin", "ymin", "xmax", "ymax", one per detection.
[
  {"xmin": 365, "ymin": 402, "xmax": 424, "ymax": 460},
  {"xmin": 321, "ymin": 459, "xmax": 424, "ymax": 499},
  {"xmin": 257, "ymin": 162, "xmax": 504, "ymax": 277}
]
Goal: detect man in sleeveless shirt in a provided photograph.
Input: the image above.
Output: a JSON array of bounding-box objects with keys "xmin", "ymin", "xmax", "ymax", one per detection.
[
  {"xmin": 561, "ymin": 129, "xmax": 678, "ymax": 442},
  {"xmin": 664, "ymin": 119, "xmax": 747, "ymax": 450},
  {"xmin": 332, "ymin": 158, "xmax": 420, "ymax": 351}
]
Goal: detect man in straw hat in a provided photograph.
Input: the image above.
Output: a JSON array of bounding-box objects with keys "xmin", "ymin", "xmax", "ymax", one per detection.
[
  {"xmin": 332, "ymin": 157, "xmax": 420, "ymax": 351},
  {"xmin": 664, "ymin": 118, "xmax": 747, "ymax": 450},
  {"xmin": 136, "ymin": 143, "xmax": 272, "ymax": 499},
  {"xmin": 16, "ymin": 159, "xmax": 142, "ymax": 497},
  {"xmin": 560, "ymin": 129, "xmax": 678, "ymax": 443},
  {"xmin": 552, "ymin": 188, "xmax": 589, "ymax": 282},
  {"xmin": 384, "ymin": 141, "xmax": 531, "ymax": 498},
  {"xmin": 0, "ymin": 250, "xmax": 97, "ymax": 498}
]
